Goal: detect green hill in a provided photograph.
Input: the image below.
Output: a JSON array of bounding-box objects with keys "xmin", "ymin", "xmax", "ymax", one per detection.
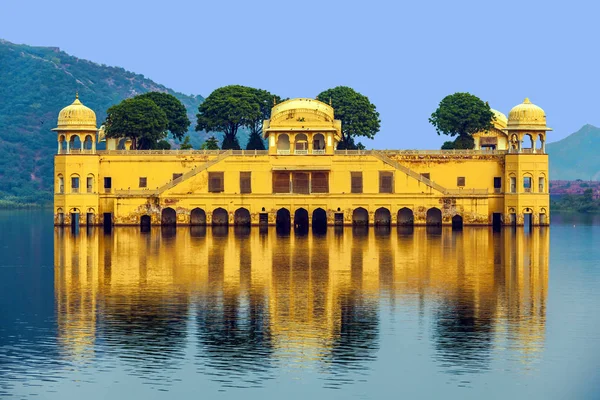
[
  {"xmin": 546, "ymin": 124, "xmax": 600, "ymax": 180},
  {"xmin": 0, "ymin": 39, "xmax": 204, "ymax": 206}
]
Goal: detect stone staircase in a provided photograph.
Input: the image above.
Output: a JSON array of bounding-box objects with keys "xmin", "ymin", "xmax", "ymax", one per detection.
[
  {"xmin": 372, "ymin": 151, "xmax": 449, "ymax": 194},
  {"xmin": 156, "ymin": 150, "xmax": 232, "ymax": 195}
]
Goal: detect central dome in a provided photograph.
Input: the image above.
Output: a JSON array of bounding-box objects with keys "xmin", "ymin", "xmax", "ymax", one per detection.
[
  {"xmin": 507, "ymin": 98, "xmax": 551, "ymax": 131},
  {"xmin": 53, "ymin": 95, "xmax": 97, "ymax": 131},
  {"xmin": 271, "ymin": 98, "xmax": 334, "ymax": 121}
]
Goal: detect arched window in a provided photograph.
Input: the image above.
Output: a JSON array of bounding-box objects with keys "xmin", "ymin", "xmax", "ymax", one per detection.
[
  {"xmin": 70, "ymin": 135, "xmax": 82, "ymax": 152},
  {"xmin": 313, "ymin": 133, "xmax": 325, "ymax": 154},
  {"xmin": 70, "ymin": 174, "xmax": 80, "ymax": 194},
  {"xmin": 509, "ymin": 174, "xmax": 517, "ymax": 193},
  {"xmin": 58, "ymin": 135, "xmax": 67, "ymax": 154},
  {"xmin": 83, "ymin": 135, "xmax": 94, "ymax": 151},
  {"xmin": 295, "ymin": 133, "xmax": 308, "ymax": 154},
  {"xmin": 523, "ymin": 174, "xmax": 533, "ymax": 192},
  {"xmin": 57, "ymin": 174, "xmax": 64, "ymax": 194},
  {"xmin": 522, "ymin": 133, "xmax": 534, "ymax": 152},
  {"xmin": 86, "ymin": 174, "xmax": 94, "ymax": 193},
  {"xmin": 537, "ymin": 134, "xmax": 545, "ymax": 153},
  {"xmin": 538, "ymin": 174, "xmax": 546, "ymax": 193},
  {"xmin": 277, "ymin": 134, "xmax": 290, "ymax": 155}
]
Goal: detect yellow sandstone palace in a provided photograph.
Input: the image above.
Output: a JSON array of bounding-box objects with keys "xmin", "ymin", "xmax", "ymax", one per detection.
[{"xmin": 53, "ymin": 96, "xmax": 550, "ymax": 228}]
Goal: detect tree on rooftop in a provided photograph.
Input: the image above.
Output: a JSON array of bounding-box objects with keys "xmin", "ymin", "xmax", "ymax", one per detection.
[
  {"xmin": 316, "ymin": 86, "xmax": 380, "ymax": 150},
  {"xmin": 245, "ymin": 88, "xmax": 282, "ymax": 150},
  {"xmin": 104, "ymin": 97, "xmax": 168, "ymax": 150},
  {"xmin": 136, "ymin": 92, "xmax": 191, "ymax": 142},
  {"xmin": 200, "ymin": 136, "xmax": 220, "ymax": 150},
  {"xmin": 429, "ymin": 92, "xmax": 494, "ymax": 150},
  {"xmin": 179, "ymin": 135, "xmax": 193, "ymax": 149},
  {"xmin": 196, "ymin": 85, "xmax": 261, "ymax": 150}
]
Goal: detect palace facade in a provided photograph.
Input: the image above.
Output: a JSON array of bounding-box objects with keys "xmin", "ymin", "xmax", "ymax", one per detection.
[{"xmin": 53, "ymin": 96, "xmax": 550, "ymax": 228}]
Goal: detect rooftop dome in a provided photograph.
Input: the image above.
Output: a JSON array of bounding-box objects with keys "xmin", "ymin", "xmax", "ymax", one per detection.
[
  {"xmin": 53, "ymin": 94, "xmax": 97, "ymax": 132},
  {"xmin": 271, "ymin": 98, "xmax": 334, "ymax": 121},
  {"xmin": 491, "ymin": 108, "xmax": 508, "ymax": 129},
  {"xmin": 507, "ymin": 98, "xmax": 551, "ymax": 131}
]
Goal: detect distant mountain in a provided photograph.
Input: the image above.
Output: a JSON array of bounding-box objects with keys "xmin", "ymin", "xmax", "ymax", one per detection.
[
  {"xmin": 0, "ymin": 39, "xmax": 204, "ymax": 206},
  {"xmin": 546, "ymin": 124, "xmax": 600, "ymax": 180}
]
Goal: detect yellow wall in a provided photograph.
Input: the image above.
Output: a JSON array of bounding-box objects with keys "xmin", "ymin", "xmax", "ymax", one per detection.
[{"xmin": 54, "ymin": 149, "xmax": 550, "ymax": 226}]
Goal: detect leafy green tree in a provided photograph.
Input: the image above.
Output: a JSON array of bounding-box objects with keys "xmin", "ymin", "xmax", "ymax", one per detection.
[
  {"xmin": 179, "ymin": 135, "xmax": 193, "ymax": 149},
  {"xmin": 155, "ymin": 140, "xmax": 171, "ymax": 150},
  {"xmin": 246, "ymin": 131, "xmax": 266, "ymax": 150},
  {"xmin": 196, "ymin": 85, "xmax": 261, "ymax": 150},
  {"xmin": 201, "ymin": 136, "xmax": 220, "ymax": 150},
  {"xmin": 316, "ymin": 86, "xmax": 380, "ymax": 149},
  {"xmin": 136, "ymin": 92, "xmax": 191, "ymax": 141},
  {"xmin": 429, "ymin": 92, "xmax": 494, "ymax": 150},
  {"xmin": 245, "ymin": 88, "xmax": 281, "ymax": 150},
  {"xmin": 104, "ymin": 97, "xmax": 168, "ymax": 150}
]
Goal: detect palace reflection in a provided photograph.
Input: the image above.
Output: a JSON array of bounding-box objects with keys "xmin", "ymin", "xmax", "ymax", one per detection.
[{"xmin": 54, "ymin": 225, "xmax": 549, "ymax": 381}]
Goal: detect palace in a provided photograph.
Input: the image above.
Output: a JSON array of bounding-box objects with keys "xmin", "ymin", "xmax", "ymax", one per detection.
[{"xmin": 53, "ymin": 96, "xmax": 550, "ymax": 228}]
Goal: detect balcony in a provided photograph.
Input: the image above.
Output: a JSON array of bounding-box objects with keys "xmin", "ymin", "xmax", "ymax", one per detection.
[
  {"xmin": 294, "ymin": 149, "xmax": 308, "ymax": 155},
  {"xmin": 312, "ymin": 149, "xmax": 326, "ymax": 155},
  {"xmin": 277, "ymin": 150, "xmax": 290, "ymax": 155}
]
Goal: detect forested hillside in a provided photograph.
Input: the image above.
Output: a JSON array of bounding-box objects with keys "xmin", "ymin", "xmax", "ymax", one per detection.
[
  {"xmin": 0, "ymin": 39, "xmax": 203, "ymax": 206},
  {"xmin": 546, "ymin": 124, "xmax": 600, "ymax": 180}
]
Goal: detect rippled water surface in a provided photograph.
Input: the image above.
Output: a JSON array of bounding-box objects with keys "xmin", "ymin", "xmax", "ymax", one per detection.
[{"xmin": 1, "ymin": 210, "xmax": 599, "ymax": 399}]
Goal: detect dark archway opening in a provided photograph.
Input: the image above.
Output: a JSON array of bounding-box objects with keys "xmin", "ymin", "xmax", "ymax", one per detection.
[
  {"xmin": 312, "ymin": 208, "xmax": 327, "ymax": 235},
  {"xmin": 140, "ymin": 215, "xmax": 151, "ymax": 232},
  {"xmin": 276, "ymin": 208, "xmax": 291, "ymax": 234},
  {"xmin": 492, "ymin": 213, "xmax": 502, "ymax": 231},
  {"xmin": 212, "ymin": 208, "xmax": 229, "ymax": 226},
  {"xmin": 524, "ymin": 212, "xmax": 532, "ymax": 232},
  {"xmin": 190, "ymin": 208, "xmax": 206, "ymax": 225},
  {"xmin": 397, "ymin": 207, "xmax": 414, "ymax": 226},
  {"xmin": 352, "ymin": 207, "xmax": 369, "ymax": 226},
  {"xmin": 71, "ymin": 212, "xmax": 80, "ymax": 233},
  {"xmin": 234, "ymin": 208, "xmax": 251, "ymax": 226},
  {"xmin": 426, "ymin": 208, "xmax": 442, "ymax": 226},
  {"xmin": 294, "ymin": 208, "xmax": 309, "ymax": 235},
  {"xmin": 374, "ymin": 207, "xmax": 391, "ymax": 226},
  {"xmin": 103, "ymin": 213, "xmax": 112, "ymax": 234},
  {"xmin": 161, "ymin": 208, "xmax": 177, "ymax": 226},
  {"xmin": 452, "ymin": 215, "xmax": 463, "ymax": 230}
]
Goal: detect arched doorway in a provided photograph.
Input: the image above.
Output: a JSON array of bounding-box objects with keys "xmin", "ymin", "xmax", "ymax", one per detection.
[
  {"xmin": 234, "ymin": 208, "xmax": 251, "ymax": 226},
  {"xmin": 313, "ymin": 133, "xmax": 325, "ymax": 154},
  {"xmin": 294, "ymin": 208, "xmax": 309, "ymax": 234},
  {"xmin": 426, "ymin": 208, "xmax": 442, "ymax": 226},
  {"xmin": 452, "ymin": 214, "xmax": 463, "ymax": 230},
  {"xmin": 276, "ymin": 208, "xmax": 291, "ymax": 234},
  {"xmin": 312, "ymin": 208, "xmax": 327, "ymax": 234},
  {"xmin": 161, "ymin": 208, "xmax": 177, "ymax": 226},
  {"xmin": 352, "ymin": 207, "xmax": 369, "ymax": 226},
  {"xmin": 140, "ymin": 215, "xmax": 151, "ymax": 231},
  {"xmin": 190, "ymin": 208, "xmax": 206, "ymax": 225},
  {"xmin": 374, "ymin": 207, "xmax": 391, "ymax": 226},
  {"xmin": 212, "ymin": 208, "xmax": 229, "ymax": 226},
  {"xmin": 397, "ymin": 207, "xmax": 414, "ymax": 226}
]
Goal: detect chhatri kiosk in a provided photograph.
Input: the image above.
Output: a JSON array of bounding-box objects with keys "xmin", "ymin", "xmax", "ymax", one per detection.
[{"xmin": 53, "ymin": 97, "xmax": 550, "ymax": 228}]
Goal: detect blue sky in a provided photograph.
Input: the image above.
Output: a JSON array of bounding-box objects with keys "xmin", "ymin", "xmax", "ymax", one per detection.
[{"xmin": 2, "ymin": 0, "xmax": 598, "ymax": 148}]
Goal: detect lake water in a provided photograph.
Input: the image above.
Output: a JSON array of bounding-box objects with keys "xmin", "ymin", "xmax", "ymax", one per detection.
[{"xmin": 0, "ymin": 210, "xmax": 599, "ymax": 399}]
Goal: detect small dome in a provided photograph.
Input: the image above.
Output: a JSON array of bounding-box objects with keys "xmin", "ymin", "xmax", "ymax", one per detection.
[
  {"xmin": 491, "ymin": 108, "xmax": 507, "ymax": 129},
  {"xmin": 53, "ymin": 94, "xmax": 97, "ymax": 131},
  {"xmin": 507, "ymin": 98, "xmax": 551, "ymax": 131}
]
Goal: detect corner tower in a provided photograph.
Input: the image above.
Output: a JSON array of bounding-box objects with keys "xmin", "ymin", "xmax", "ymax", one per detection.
[
  {"xmin": 53, "ymin": 95, "xmax": 100, "ymax": 227},
  {"xmin": 504, "ymin": 98, "xmax": 550, "ymax": 226}
]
